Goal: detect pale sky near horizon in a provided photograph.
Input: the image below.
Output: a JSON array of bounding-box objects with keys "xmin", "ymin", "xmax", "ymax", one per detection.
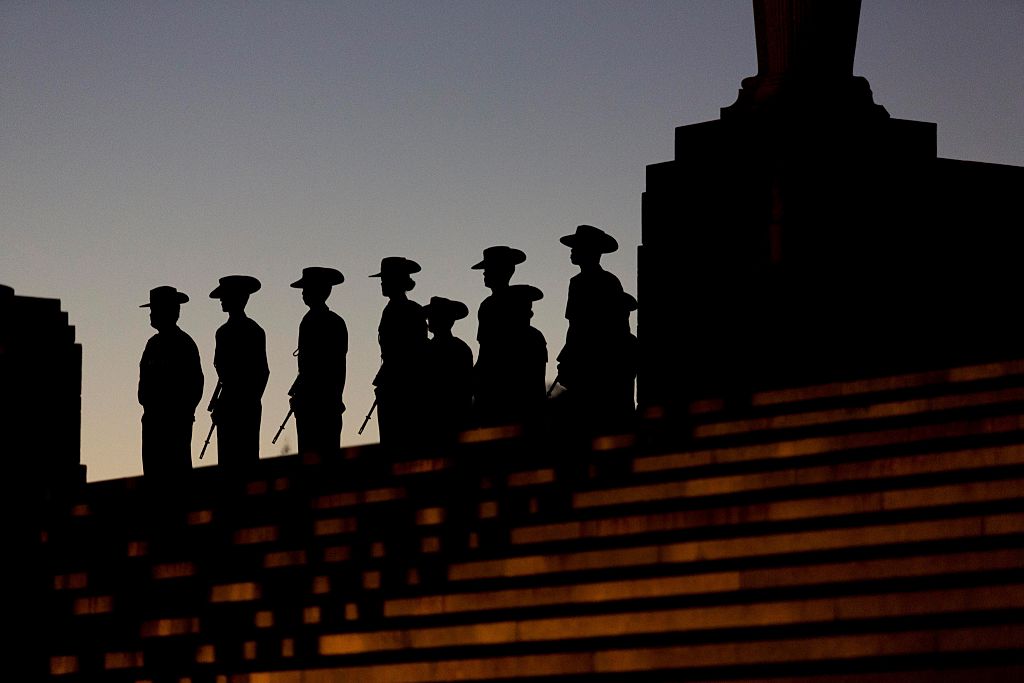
[{"xmin": 3, "ymin": 1, "xmax": 1022, "ymax": 482}]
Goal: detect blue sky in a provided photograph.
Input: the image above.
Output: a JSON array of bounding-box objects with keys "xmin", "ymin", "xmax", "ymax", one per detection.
[{"xmin": 2, "ymin": 1, "xmax": 1021, "ymax": 481}]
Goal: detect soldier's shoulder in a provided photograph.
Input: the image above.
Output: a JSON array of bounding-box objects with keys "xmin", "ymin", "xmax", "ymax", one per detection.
[
  {"xmin": 327, "ymin": 309, "xmax": 348, "ymax": 334},
  {"xmin": 601, "ymin": 269, "xmax": 623, "ymax": 288},
  {"xmin": 455, "ymin": 337, "xmax": 474, "ymax": 356},
  {"xmin": 178, "ymin": 327, "xmax": 201, "ymax": 348}
]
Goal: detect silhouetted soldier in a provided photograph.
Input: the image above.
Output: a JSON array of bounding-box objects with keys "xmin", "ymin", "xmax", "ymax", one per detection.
[
  {"xmin": 473, "ymin": 245, "xmax": 526, "ymax": 343},
  {"xmin": 424, "ymin": 296, "xmax": 474, "ymax": 442},
  {"xmin": 472, "ymin": 246, "xmax": 527, "ymax": 423},
  {"xmin": 289, "ymin": 267, "xmax": 347, "ymax": 457},
  {"xmin": 371, "ymin": 257, "xmax": 427, "ymax": 446},
  {"xmin": 507, "ymin": 284, "xmax": 548, "ymax": 423},
  {"xmin": 609, "ymin": 291, "xmax": 640, "ymax": 424},
  {"xmin": 555, "ymin": 224, "xmax": 627, "ymax": 431},
  {"xmin": 475, "ymin": 284, "xmax": 548, "ymax": 426},
  {"xmin": 138, "ymin": 286, "xmax": 204, "ymax": 480},
  {"xmin": 208, "ymin": 275, "xmax": 269, "ymax": 469}
]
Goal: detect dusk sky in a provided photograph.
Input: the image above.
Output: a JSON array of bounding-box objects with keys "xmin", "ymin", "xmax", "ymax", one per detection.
[{"xmin": 3, "ymin": 1, "xmax": 1022, "ymax": 482}]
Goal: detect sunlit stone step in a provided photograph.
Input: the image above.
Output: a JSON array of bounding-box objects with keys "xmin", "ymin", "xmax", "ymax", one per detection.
[
  {"xmin": 452, "ymin": 512, "xmax": 1024, "ymax": 581},
  {"xmin": 384, "ymin": 547, "xmax": 1024, "ymax": 618},
  {"xmin": 237, "ymin": 624, "xmax": 1024, "ymax": 682},
  {"xmin": 695, "ymin": 387, "xmax": 1024, "ymax": 439}
]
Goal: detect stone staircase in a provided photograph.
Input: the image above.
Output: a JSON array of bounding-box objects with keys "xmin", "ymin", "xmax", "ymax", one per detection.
[{"xmin": 39, "ymin": 360, "xmax": 1024, "ymax": 681}]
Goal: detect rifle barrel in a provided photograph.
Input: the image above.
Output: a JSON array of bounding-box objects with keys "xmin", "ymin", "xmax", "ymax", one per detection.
[
  {"xmin": 199, "ymin": 422, "xmax": 215, "ymax": 460},
  {"xmin": 272, "ymin": 408, "xmax": 293, "ymax": 445},
  {"xmin": 358, "ymin": 398, "xmax": 378, "ymax": 435}
]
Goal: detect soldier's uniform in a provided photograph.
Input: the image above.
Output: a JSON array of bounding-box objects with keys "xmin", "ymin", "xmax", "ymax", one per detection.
[
  {"xmin": 506, "ymin": 285, "xmax": 548, "ymax": 423},
  {"xmin": 209, "ymin": 275, "xmax": 269, "ymax": 469},
  {"xmin": 556, "ymin": 225, "xmax": 629, "ymax": 430},
  {"xmin": 289, "ymin": 267, "xmax": 348, "ymax": 456},
  {"xmin": 558, "ymin": 268, "xmax": 624, "ymax": 388},
  {"xmin": 424, "ymin": 296, "xmax": 474, "ymax": 442},
  {"xmin": 371, "ymin": 257, "xmax": 427, "ymax": 445},
  {"xmin": 477, "ymin": 284, "xmax": 548, "ymax": 426},
  {"xmin": 471, "ymin": 246, "xmax": 527, "ymax": 424},
  {"xmin": 607, "ymin": 292, "xmax": 639, "ymax": 424},
  {"xmin": 138, "ymin": 286, "xmax": 204, "ymax": 480}
]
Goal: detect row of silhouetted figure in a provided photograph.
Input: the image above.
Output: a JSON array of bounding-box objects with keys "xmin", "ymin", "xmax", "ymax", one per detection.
[{"xmin": 138, "ymin": 224, "xmax": 637, "ymax": 479}]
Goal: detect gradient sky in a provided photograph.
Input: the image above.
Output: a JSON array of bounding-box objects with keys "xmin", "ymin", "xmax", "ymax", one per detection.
[{"xmin": 3, "ymin": 1, "xmax": 1022, "ymax": 482}]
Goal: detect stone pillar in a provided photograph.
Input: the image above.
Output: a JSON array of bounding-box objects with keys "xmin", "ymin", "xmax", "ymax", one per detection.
[
  {"xmin": 0, "ymin": 285, "xmax": 83, "ymax": 487},
  {"xmin": 724, "ymin": 0, "xmax": 885, "ymax": 119}
]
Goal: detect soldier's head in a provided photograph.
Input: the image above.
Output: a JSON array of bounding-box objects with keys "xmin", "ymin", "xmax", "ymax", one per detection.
[
  {"xmin": 560, "ymin": 225, "xmax": 618, "ymax": 269},
  {"xmin": 424, "ymin": 296, "xmax": 469, "ymax": 337},
  {"xmin": 472, "ymin": 246, "xmax": 526, "ymax": 291},
  {"xmin": 141, "ymin": 286, "xmax": 188, "ymax": 332},
  {"xmin": 210, "ymin": 275, "xmax": 261, "ymax": 315},
  {"xmin": 291, "ymin": 267, "xmax": 344, "ymax": 309},
  {"xmin": 506, "ymin": 284, "xmax": 543, "ymax": 325},
  {"xmin": 371, "ymin": 257, "xmax": 420, "ymax": 298}
]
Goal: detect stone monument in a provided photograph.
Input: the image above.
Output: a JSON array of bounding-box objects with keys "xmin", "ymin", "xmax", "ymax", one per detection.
[
  {"xmin": 1, "ymin": 284, "xmax": 83, "ymax": 488},
  {"xmin": 639, "ymin": 0, "xmax": 1024, "ymax": 416}
]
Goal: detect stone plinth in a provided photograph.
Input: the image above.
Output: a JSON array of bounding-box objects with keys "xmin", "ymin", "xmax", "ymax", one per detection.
[
  {"xmin": 638, "ymin": 0, "xmax": 1024, "ymax": 417},
  {"xmin": 0, "ymin": 286, "xmax": 83, "ymax": 486}
]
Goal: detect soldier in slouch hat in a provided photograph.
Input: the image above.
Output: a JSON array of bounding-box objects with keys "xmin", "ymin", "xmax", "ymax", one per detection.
[
  {"xmin": 289, "ymin": 267, "xmax": 348, "ymax": 456},
  {"xmin": 555, "ymin": 225, "xmax": 628, "ymax": 431},
  {"xmin": 371, "ymin": 257, "xmax": 427, "ymax": 446},
  {"xmin": 138, "ymin": 286, "xmax": 204, "ymax": 479},
  {"xmin": 208, "ymin": 275, "xmax": 269, "ymax": 468},
  {"xmin": 423, "ymin": 296, "xmax": 474, "ymax": 442},
  {"xmin": 472, "ymin": 246, "xmax": 527, "ymax": 423}
]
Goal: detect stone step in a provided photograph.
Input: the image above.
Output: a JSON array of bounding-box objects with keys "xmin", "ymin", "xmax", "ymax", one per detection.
[
  {"xmin": 452, "ymin": 511, "xmax": 1024, "ymax": 583},
  {"xmin": 748, "ymin": 360, "xmax": 1024, "ymax": 410},
  {"xmin": 580, "ymin": 443, "xmax": 1024, "ymax": 510},
  {"xmin": 382, "ymin": 546, "xmax": 1024, "ymax": 619},
  {"xmin": 692, "ymin": 387, "xmax": 1024, "ymax": 441},
  {"xmin": 632, "ymin": 414, "xmax": 1024, "ymax": 478},
  {"xmin": 316, "ymin": 583, "xmax": 1024, "ymax": 657},
  {"xmin": 170, "ymin": 623, "xmax": 1023, "ymax": 682}
]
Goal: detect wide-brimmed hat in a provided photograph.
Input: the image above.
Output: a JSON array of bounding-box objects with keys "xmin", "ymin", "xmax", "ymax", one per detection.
[
  {"xmin": 140, "ymin": 286, "xmax": 189, "ymax": 308},
  {"xmin": 506, "ymin": 284, "xmax": 544, "ymax": 304},
  {"xmin": 559, "ymin": 224, "xmax": 618, "ymax": 254},
  {"xmin": 210, "ymin": 275, "xmax": 261, "ymax": 299},
  {"xmin": 423, "ymin": 296, "xmax": 469, "ymax": 321},
  {"xmin": 290, "ymin": 267, "xmax": 344, "ymax": 289},
  {"xmin": 471, "ymin": 245, "xmax": 526, "ymax": 270},
  {"xmin": 370, "ymin": 257, "xmax": 421, "ymax": 278}
]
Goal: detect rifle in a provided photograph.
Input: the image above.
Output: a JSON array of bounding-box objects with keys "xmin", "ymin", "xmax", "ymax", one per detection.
[
  {"xmin": 199, "ymin": 381, "xmax": 223, "ymax": 460},
  {"xmin": 358, "ymin": 398, "xmax": 378, "ymax": 435},
  {"xmin": 272, "ymin": 408, "xmax": 293, "ymax": 445}
]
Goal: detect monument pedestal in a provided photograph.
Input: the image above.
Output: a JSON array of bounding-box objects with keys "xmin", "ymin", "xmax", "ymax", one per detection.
[
  {"xmin": 1, "ymin": 286, "xmax": 84, "ymax": 487},
  {"xmin": 640, "ymin": 114, "xmax": 1024, "ymax": 414},
  {"xmin": 638, "ymin": 0, "xmax": 1024, "ymax": 417}
]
